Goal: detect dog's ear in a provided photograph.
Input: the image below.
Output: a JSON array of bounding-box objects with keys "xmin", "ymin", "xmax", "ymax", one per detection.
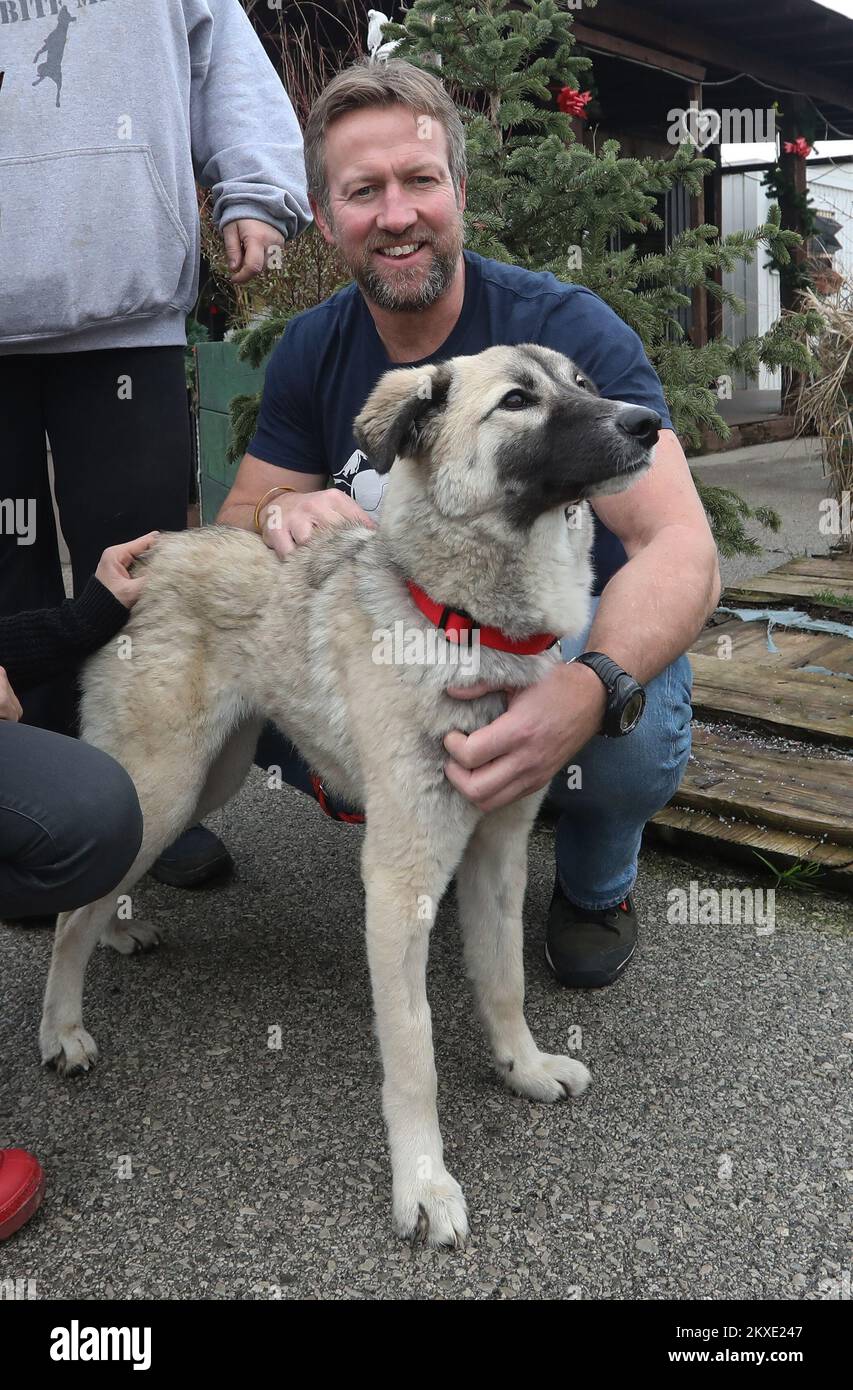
[{"xmin": 353, "ymin": 363, "xmax": 452, "ymax": 474}]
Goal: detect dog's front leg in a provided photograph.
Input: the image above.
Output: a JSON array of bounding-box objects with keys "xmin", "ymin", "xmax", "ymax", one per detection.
[
  {"xmin": 457, "ymin": 799, "xmax": 591, "ymax": 1102},
  {"xmin": 361, "ymin": 823, "xmax": 468, "ymax": 1249}
]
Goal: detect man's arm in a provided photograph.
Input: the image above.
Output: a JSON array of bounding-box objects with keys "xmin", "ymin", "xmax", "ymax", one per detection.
[
  {"xmin": 216, "ymin": 452, "xmax": 325, "ymax": 532},
  {"xmin": 217, "ymin": 453, "xmax": 377, "ymax": 556},
  {"xmin": 584, "ymin": 428, "xmax": 722, "ymax": 683}
]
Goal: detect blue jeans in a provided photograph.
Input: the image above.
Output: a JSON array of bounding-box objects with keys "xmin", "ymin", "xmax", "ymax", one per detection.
[
  {"xmin": 552, "ymin": 596, "xmax": 693, "ymax": 910},
  {"xmin": 254, "ymin": 594, "xmax": 693, "ymax": 911}
]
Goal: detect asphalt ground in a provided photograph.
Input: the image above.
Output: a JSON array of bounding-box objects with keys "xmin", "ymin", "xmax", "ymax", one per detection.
[
  {"xmin": 1, "ymin": 769, "xmax": 849, "ymax": 1301},
  {"xmin": 5, "ymin": 433, "xmax": 848, "ymax": 1302}
]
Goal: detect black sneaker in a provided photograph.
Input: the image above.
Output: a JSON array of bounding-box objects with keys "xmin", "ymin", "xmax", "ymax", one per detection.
[
  {"xmin": 545, "ymin": 875, "xmax": 637, "ymax": 988},
  {"xmin": 148, "ymin": 824, "xmax": 234, "ymax": 889},
  {"xmin": 2, "ymin": 913, "xmax": 57, "ymax": 928}
]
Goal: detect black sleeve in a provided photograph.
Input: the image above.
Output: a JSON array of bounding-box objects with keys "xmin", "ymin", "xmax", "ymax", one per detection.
[{"xmin": 0, "ymin": 577, "xmax": 132, "ymax": 694}]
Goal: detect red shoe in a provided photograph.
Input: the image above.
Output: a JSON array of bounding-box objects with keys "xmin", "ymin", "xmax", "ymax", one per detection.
[{"xmin": 0, "ymin": 1148, "xmax": 46, "ymax": 1241}]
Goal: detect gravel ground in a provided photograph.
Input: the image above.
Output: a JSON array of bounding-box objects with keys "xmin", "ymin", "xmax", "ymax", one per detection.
[{"xmin": 1, "ymin": 769, "xmax": 850, "ymax": 1302}]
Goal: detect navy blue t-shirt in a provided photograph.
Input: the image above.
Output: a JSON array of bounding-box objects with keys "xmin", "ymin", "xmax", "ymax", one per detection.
[{"xmin": 248, "ymin": 250, "xmax": 673, "ymax": 594}]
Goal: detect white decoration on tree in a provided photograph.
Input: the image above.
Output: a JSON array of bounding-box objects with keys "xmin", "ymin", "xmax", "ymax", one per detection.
[
  {"xmin": 367, "ymin": 9, "xmax": 443, "ymax": 69},
  {"xmin": 367, "ymin": 10, "xmax": 401, "ymax": 63}
]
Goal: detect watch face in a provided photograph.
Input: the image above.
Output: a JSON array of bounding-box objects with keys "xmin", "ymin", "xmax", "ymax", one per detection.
[{"xmin": 620, "ymin": 690, "xmax": 645, "ymax": 733}]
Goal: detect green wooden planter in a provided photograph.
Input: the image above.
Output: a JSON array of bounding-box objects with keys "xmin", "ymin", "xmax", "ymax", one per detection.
[{"xmin": 194, "ymin": 340, "xmax": 272, "ymax": 522}]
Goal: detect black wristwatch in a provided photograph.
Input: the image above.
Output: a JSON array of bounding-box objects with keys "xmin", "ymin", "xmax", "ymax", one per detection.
[{"xmin": 571, "ymin": 652, "xmax": 646, "ymax": 737}]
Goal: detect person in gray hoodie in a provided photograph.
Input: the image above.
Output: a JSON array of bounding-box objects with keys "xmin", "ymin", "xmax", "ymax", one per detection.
[{"xmin": 0, "ymin": 0, "xmax": 312, "ymax": 885}]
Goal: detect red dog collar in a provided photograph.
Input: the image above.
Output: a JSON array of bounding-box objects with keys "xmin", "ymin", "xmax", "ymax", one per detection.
[{"xmin": 406, "ymin": 581, "xmax": 558, "ymax": 656}]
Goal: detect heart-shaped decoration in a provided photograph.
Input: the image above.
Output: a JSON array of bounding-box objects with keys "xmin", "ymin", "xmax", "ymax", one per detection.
[{"xmin": 684, "ymin": 106, "xmax": 722, "ymax": 150}]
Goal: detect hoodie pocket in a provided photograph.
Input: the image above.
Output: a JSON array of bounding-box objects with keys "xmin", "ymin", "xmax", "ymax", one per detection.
[{"xmin": 0, "ymin": 145, "xmax": 192, "ymax": 343}]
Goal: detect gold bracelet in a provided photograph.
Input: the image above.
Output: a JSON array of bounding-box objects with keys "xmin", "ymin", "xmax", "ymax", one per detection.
[{"xmin": 253, "ymin": 485, "xmax": 296, "ymax": 535}]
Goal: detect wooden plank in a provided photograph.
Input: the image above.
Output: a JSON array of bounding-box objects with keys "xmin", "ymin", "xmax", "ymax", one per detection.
[
  {"xmin": 689, "ymin": 652, "xmax": 853, "ymax": 743},
  {"xmin": 195, "ymin": 341, "xmax": 268, "ymax": 414},
  {"xmin": 691, "ymin": 621, "xmax": 853, "ymax": 675},
  {"xmin": 723, "ymin": 574, "xmax": 853, "ymax": 606},
  {"xmin": 197, "ymin": 409, "xmax": 230, "ymax": 485},
  {"xmin": 572, "ymin": 22, "xmax": 706, "ymax": 80},
  {"xmin": 680, "ymin": 729, "xmax": 853, "ymax": 844},
  {"xmin": 199, "ymin": 474, "xmax": 230, "ymax": 526},
  {"xmin": 197, "ymin": 409, "xmax": 241, "ymax": 490},
  {"xmin": 793, "ymin": 636, "xmax": 853, "ymax": 675},
  {"xmin": 772, "ymin": 556, "xmax": 853, "ymax": 582},
  {"xmin": 649, "ymin": 805, "xmax": 853, "ymax": 890}
]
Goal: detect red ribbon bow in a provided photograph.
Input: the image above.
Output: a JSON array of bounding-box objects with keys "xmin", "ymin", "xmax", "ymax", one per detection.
[
  {"xmin": 783, "ymin": 136, "xmax": 812, "ymax": 158},
  {"xmin": 558, "ymin": 87, "xmax": 592, "ymax": 119}
]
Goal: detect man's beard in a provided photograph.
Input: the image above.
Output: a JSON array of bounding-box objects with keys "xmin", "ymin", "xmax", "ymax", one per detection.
[{"xmin": 338, "ymin": 214, "xmax": 465, "ymax": 312}]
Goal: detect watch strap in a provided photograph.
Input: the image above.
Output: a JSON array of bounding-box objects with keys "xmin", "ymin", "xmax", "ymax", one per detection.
[{"xmin": 571, "ymin": 651, "xmax": 646, "ymax": 736}]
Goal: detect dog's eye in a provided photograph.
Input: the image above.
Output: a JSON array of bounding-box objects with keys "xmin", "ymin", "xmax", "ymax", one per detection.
[
  {"xmin": 500, "ymin": 390, "xmax": 531, "ymax": 410},
  {"xmin": 575, "ymin": 374, "xmax": 590, "ymax": 391}
]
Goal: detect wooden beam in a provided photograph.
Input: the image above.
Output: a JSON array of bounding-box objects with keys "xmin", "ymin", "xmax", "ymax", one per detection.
[
  {"xmin": 687, "ymin": 81, "xmax": 709, "ymax": 349},
  {"xmin": 578, "ymin": 1, "xmax": 853, "ymax": 114},
  {"xmin": 572, "ymin": 23, "xmax": 706, "ymax": 82},
  {"xmin": 708, "ymin": 142, "xmax": 724, "ymax": 341},
  {"xmin": 650, "ymin": 805, "xmax": 853, "ymax": 890}
]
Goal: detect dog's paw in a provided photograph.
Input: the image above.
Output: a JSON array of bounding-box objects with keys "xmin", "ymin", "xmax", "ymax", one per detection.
[
  {"xmin": 500, "ymin": 1051, "xmax": 590, "ymax": 1103},
  {"xmin": 40, "ymin": 1021, "xmax": 99, "ymax": 1077},
  {"xmin": 100, "ymin": 919, "xmax": 160, "ymax": 955},
  {"xmin": 393, "ymin": 1170, "xmax": 469, "ymax": 1249}
]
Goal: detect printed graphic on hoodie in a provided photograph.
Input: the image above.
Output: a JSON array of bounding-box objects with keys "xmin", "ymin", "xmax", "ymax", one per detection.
[{"xmin": 31, "ymin": 2, "xmax": 75, "ymax": 107}]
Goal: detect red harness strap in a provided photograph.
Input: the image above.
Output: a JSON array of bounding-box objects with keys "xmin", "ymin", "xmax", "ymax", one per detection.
[
  {"xmin": 309, "ymin": 772, "xmax": 366, "ymax": 825},
  {"xmin": 405, "ymin": 581, "xmax": 558, "ymax": 655}
]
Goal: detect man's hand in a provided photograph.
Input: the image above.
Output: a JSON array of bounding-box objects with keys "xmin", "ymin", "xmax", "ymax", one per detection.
[
  {"xmin": 0, "ymin": 667, "xmax": 23, "ymax": 722},
  {"xmin": 95, "ymin": 532, "xmax": 160, "ymax": 609},
  {"xmin": 443, "ymin": 661, "xmax": 607, "ymax": 813},
  {"xmin": 222, "ymin": 218, "xmax": 285, "ymax": 285},
  {"xmin": 261, "ymin": 489, "xmax": 377, "ymax": 559}
]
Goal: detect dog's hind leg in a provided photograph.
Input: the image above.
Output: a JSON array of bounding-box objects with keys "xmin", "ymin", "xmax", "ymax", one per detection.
[
  {"xmin": 40, "ymin": 748, "xmax": 213, "ymax": 1076},
  {"xmin": 361, "ymin": 798, "xmax": 476, "ymax": 1249},
  {"xmin": 456, "ymin": 798, "xmax": 591, "ymax": 1103}
]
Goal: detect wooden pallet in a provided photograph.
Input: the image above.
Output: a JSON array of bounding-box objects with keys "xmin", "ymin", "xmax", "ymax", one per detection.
[
  {"xmin": 649, "ymin": 723, "xmax": 853, "ymax": 891},
  {"xmin": 650, "ymin": 553, "xmax": 853, "ymax": 892}
]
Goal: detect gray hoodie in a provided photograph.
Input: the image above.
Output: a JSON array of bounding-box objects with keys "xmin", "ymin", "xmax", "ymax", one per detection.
[{"xmin": 0, "ymin": 0, "xmax": 312, "ymax": 354}]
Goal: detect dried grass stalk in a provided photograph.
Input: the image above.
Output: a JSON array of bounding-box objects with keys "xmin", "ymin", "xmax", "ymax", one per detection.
[{"xmin": 793, "ymin": 278, "xmax": 853, "ymax": 553}]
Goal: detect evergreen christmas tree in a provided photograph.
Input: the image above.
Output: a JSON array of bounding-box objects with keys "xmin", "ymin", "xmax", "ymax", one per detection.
[{"xmin": 231, "ymin": 0, "xmax": 824, "ymax": 556}]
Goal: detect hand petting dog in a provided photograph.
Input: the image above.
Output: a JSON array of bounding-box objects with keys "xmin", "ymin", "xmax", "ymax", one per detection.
[{"xmin": 94, "ymin": 533, "xmax": 160, "ymax": 609}]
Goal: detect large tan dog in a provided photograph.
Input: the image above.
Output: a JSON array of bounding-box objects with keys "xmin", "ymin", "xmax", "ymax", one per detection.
[{"xmin": 40, "ymin": 343, "xmax": 660, "ymax": 1247}]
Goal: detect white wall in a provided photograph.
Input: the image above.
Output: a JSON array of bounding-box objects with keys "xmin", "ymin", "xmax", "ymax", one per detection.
[
  {"xmin": 722, "ymin": 160, "xmax": 853, "ymax": 392},
  {"xmin": 721, "ymin": 170, "xmax": 782, "ymax": 390}
]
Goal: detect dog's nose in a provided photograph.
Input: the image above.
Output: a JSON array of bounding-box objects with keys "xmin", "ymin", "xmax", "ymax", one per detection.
[{"xmin": 614, "ymin": 405, "xmax": 661, "ymax": 447}]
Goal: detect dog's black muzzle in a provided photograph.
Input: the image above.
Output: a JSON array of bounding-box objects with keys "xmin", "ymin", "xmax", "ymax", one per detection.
[{"xmin": 497, "ymin": 395, "xmax": 662, "ymax": 529}]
